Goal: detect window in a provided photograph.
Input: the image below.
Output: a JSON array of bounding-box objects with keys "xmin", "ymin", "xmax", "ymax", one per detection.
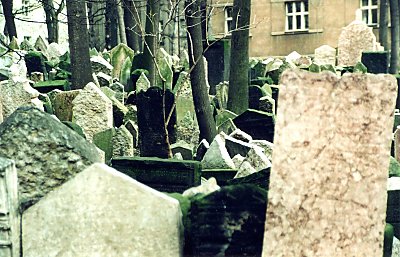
[
  {"xmin": 225, "ymin": 6, "xmax": 233, "ymax": 35},
  {"xmin": 285, "ymin": 1, "xmax": 309, "ymax": 32},
  {"xmin": 22, "ymin": 0, "xmax": 30, "ymax": 16},
  {"xmin": 360, "ymin": 0, "xmax": 378, "ymax": 26}
]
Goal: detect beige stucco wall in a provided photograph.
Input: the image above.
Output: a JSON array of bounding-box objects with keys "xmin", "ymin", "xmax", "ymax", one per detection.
[{"xmin": 209, "ymin": 0, "xmax": 382, "ymax": 57}]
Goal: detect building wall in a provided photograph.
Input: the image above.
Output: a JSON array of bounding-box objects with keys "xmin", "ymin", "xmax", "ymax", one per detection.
[{"xmin": 208, "ymin": 0, "xmax": 382, "ymax": 57}]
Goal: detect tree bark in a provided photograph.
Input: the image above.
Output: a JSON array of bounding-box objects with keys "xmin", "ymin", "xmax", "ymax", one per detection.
[
  {"xmin": 379, "ymin": 0, "xmax": 389, "ymax": 50},
  {"xmin": 43, "ymin": 0, "xmax": 63, "ymax": 43},
  {"xmin": 117, "ymin": 0, "xmax": 127, "ymax": 44},
  {"xmin": 389, "ymin": 0, "xmax": 399, "ymax": 74},
  {"xmin": 1, "ymin": 0, "xmax": 17, "ymax": 40},
  {"xmin": 123, "ymin": 0, "xmax": 142, "ymax": 52},
  {"xmin": 66, "ymin": 0, "xmax": 93, "ymax": 89},
  {"xmin": 226, "ymin": 0, "xmax": 251, "ymax": 115},
  {"xmin": 106, "ymin": 0, "xmax": 118, "ymax": 49},
  {"xmin": 185, "ymin": 0, "xmax": 217, "ymax": 143},
  {"xmin": 143, "ymin": 0, "xmax": 160, "ymax": 86}
]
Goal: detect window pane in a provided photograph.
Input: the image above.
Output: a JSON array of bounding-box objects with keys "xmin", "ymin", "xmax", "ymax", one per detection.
[
  {"xmin": 305, "ymin": 15, "xmax": 309, "ymax": 29},
  {"xmin": 372, "ymin": 9, "xmax": 377, "ymax": 23},
  {"xmin": 288, "ymin": 16, "xmax": 293, "ymax": 30},
  {"xmin": 287, "ymin": 3, "xmax": 292, "ymax": 13},
  {"xmin": 362, "ymin": 10, "xmax": 368, "ymax": 23},
  {"xmin": 372, "ymin": 0, "xmax": 377, "ymax": 5},
  {"xmin": 296, "ymin": 2, "xmax": 301, "ymax": 12},
  {"xmin": 226, "ymin": 7, "xmax": 232, "ymax": 18},
  {"xmin": 304, "ymin": 1, "xmax": 309, "ymax": 12},
  {"xmin": 362, "ymin": 0, "xmax": 368, "ymax": 6},
  {"xmin": 296, "ymin": 15, "xmax": 301, "ymax": 29}
]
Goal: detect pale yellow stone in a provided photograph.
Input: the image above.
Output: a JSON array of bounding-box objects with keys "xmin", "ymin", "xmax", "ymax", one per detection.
[{"xmin": 262, "ymin": 70, "xmax": 397, "ymax": 257}]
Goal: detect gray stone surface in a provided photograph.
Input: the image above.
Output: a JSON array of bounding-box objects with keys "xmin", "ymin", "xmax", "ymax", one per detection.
[
  {"xmin": 314, "ymin": 45, "xmax": 336, "ymax": 66},
  {"xmin": 72, "ymin": 82, "xmax": 113, "ymax": 141},
  {"xmin": 201, "ymin": 134, "xmax": 236, "ymax": 169},
  {"xmin": 112, "ymin": 125, "xmax": 134, "ymax": 158},
  {"xmin": 262, "ymin": 70, "xmax": 397, "ymax": 256},
  {"xmin": 0, "ymin": 79, "xmax": 40, "ymax": 119},
  {"xmin": 90, "ymin": 55, "xmax": 113, "ymax": 75},
  {"xmin": 0, "ymin": 107, "xmax": 102, "ymax": 209},
  {"xmin": 22, "ymin": 163, "xmax": 183, "ymax": 257},
  {"xmin": 0, "ymin": 158, "xmax": 20, "ymax": 257},
  {"xmin": 393, "ymin": 236, "xmax": 400, "ymax": 256},
  {"xmin": 52, "ymin": 90, "xmax": 81, "ymax": 122},
  {"xmin": 337, "ymin": 21, "xmax": 376, "ymax": 66}
]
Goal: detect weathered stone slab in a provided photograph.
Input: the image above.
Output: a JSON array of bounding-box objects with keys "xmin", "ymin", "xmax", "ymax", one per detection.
[
  {"xmin": 337, "ymin": 21, "xmax": 376, "ymax": 66},
  {"xmin": 0, "ymin": 158, "xmax": 20, "ymax": 257},
  {"xmin": 111, "ymin": 157, "xmax": 201, "ymax": 193},
  {"xmin": 201, "ymin": 169, "xmax": 237, "ymax": 186},
  {"xmin": 262, "ymin": 70, "xmax": 397, "ymax": 256},
  {"xmin": 0, "ymin": 107, "xmax": 102, "ymax": 210},
  {"xmin": 112, "ymin": 125, "xmax": 134, "ymax": 158},
  {"xmin": 361, "ymin": 51, "xmax": 389, "ymax": 74},
  {"xmin": 314, "ymin": 45, "xmax": 336, "ymax": 66},
  {"xmin": 72, "ymin": 82, "xmax": 113, "ymax": 141},
  {"xmin": 22, "ymin": 163, "xmax": 183, "ymax": 257},
  {"xmin": 233, "ymin": 109, "xmax": 275, "ymax": 142},
  {"xmin": 52, "ymin": 89, "xmax": 81, "ymax": 122}
]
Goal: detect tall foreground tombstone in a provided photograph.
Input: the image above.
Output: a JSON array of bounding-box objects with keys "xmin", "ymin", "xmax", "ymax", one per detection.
[
  {"xmin": 262, "ymin": 70, "xmax": 397, "ymax": 256},
  {"xmin": 22, "ymin": 163, "xmax": 183, "ymax": 257},
  {"xmin": 0, "ymin": 158, "xmax": 20, "ymax": 257}
]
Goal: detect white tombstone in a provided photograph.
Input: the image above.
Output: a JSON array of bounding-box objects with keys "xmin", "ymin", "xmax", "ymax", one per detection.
[
  {"xmin": 72, "ymin": 82, "xmax": 113, "ymax": 141},
  {"xmin": 314, "ymin": 45, "xmax": 336, "ymax": 66},
  {"xmin": 22, "ymin": 163, "xmax": 183, "ymax": 257}
]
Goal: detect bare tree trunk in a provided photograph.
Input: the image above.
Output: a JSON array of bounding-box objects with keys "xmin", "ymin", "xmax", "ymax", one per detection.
[
  {"xmin": 379, "ymin": 0, "xmax": 389, "ymax": 50},
  {"xmin": 185, "ymin": 0, "xmax": 217, "ymax": 143},
  {"xmin": 106, "ymin": 0, "xmax": 118, "ymax": 49},
  {"xmin": 66, "ymin": 0, "xmax": 93, "ymax": 89},
  {"xmin": 389, "ymin": 0, "xmax": 399, "ymax": 74},
  {"xmin": 1, "ymin": 0, "xmax": 17, "ymax": 40},
  {"xmin": 43, "ymin": 0, "xmax": 64, "ymax": 43},
  {"xmin": 226, "ymin": 0, "xmax": 251, "ymax": 115},
  {"xmin": 117, "ymin": 0, "xmax": 127, "ymax": 44},
  {"xmin": 123, "ymin": 0, "xmax": 142, "ymax": 52},
  {"xmin": 143, "ymin": 0, "xmax": 160, "ymax": 86}
]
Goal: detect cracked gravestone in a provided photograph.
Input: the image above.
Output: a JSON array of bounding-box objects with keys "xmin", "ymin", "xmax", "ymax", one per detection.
[
  {"xmin": 262, "ymin": 70, "xmax": 397, "ymax": 256},
  {"xmin": 22, "ymin": 163, "xmax": 183, "ymax": 257}
]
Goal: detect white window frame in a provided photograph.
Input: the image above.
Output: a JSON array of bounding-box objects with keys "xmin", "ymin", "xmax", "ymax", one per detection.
[
  {"xmin": 360, "ymin": 0, "xmax": 378, "ymax": 26},
  {"xmin": 285, "ymin": 1, "xmax": 309, "ymax": 32},
  {"xmin": 224, "ymin": 5, "xmax": 233, "ymax": 35}
]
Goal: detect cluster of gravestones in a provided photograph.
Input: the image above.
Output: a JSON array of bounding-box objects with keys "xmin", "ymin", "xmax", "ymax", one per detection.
[{"xmin": 0, "ymin": 19, "xmax": 400, "ymax": 256}]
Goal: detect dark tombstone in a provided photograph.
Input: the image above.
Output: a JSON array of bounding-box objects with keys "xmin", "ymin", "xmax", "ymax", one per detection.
[
  {"xmin": 224, "ymin": 135, "xmax": 253, "ymax": 158},
  {"xmin": 171, "ymin": 141, "xmax": 194, "ymax": 160},
  {"xmin": 227, "ymin": 168, "xmax": 271, "ymax": 190},
  {"xmin": 32, "ymin": 80, "xmax": 70, "ymax": 93},
  {"xmin": 111, "ymin": 157, "xmax": 201, "ymax": 193},
  {"xmin": 361, "ymin": 51, "xmax": 389, "ymax": 74},
  {"xmin": 25, "ymin": 51, "xmax": 47, "ymax": 78},
  {"xmin": 248, "ymin": 85, "xmax": 266, "ymax": 110},
  {"xmin": 201, "ymin": 169, "xmax": 237, "ymax": 186},
  {"xmin": 129, "ymin": 53, "xmax": 146, "ymax": 92},
  {"xmin": 188, "ymin": 184, "xmax": 267, "ymax": 257},
  {"xmin": 233, "ymin": 109, "xmax": 275, "ymax": 142},
  {"xmin": 204, "ymin": 40, "xmax": 230, "ymax": 95},
  {"xmin": 194, "ymin": 139, "xmax": 209, "ymax": 161},
  {"xmin": 137, "ymin": 87, "xmax": 177, "ymax": 158},
  {"xmin": 387, "ymin": 190, "xmax": 400, "ymax": 239}
]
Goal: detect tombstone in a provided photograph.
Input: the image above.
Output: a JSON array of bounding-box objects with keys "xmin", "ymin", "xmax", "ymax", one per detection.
[
  {"xmin": 201, "ymin": 133, "xmax": 236, "ymax": 169},
  {"xmin": 137, "ymin": 87, "xmax": 176, "ymax": 158},
  {"xmin": 0, "ymin": 158, "xmax": 20, "ymax": 257},
  {"xmin": 259, "ymin": 95, "xmax": 275, "ymax": 115},
  {"xmin": 171, "ymin": 140, "xmax": 194, "ymax": 160},
  {"xmin": 24, "ymin": 51, "xmax": 47, "ymax": 77},
  {"xmin": 93, "ymin": 128, "xmax": 116, "ymax": 163},
  {"xmin": 337, "ymin": 21, "xmax": 377, "ymax": 66},
  {"xmin": 22, "ymin": 163, "xmax": 183, "ymax": 257},
  {"xmin": 217, "ymin": 118, "xmax": 237, "ymax": 135},
  {"xmin": 215, "ymin": 109, "xmax": 237, "ymax": 127},
  {"xmin": 215, "ymin": 82, "xmax": 229, "ymax": 109},
  {"xmin": 90, "ymin": 55, "xmax": 113, "ymax": 75},
  {"xmin": 124, "ymin": 105, "xmax": 138, "ymax": 124},
  {"xmin": 110, "ymin": 96, "xmax": 128, "ymax": 127},
  {"xmin": 189, "ymin": 185, "xmax": 267, "ymax": 257},
  {"xmin": 72, "ymin": 82, "xmax": 113, "ymax": 141},
  {"xmin": 0, "ymin": 79, "xmax": 40, "ymax": 119},
  {"xmin": 96, "ymin": 72, "xmax": 112, "ymax": 87},
  {"xmin": 125, "ymin": 120, "xmax": 139, "ymax": 148},
  {"xmin": 233, "ymin": 109, "xmax": 275, "ymax": 142},
  {"xmin": 52, "ymin": 89, "xmax": 81, "ymax": 122},
  {"xmin": 248, "ymin": 85, "xmax": 266, "ymax": 110},
  {"xmin": 194, "ymin": 139, "xmax": 209, "ymax": 161},
  {"xmin": 0, "ymin": 107, "xmax": 102, "ymax": 210},
  {"xmin": 136, "ymin": 72, "xmax": 151, "ymax": 94},
  {"xmin": 109, "ymin": 81, "xmax": 125, "ymax": 103},
  {"xmin": 111, "ymin": 157, "xmax": 201, "ymax": 193},
  {"xmin": 361, "ymin": 51, "xmax": 389, "ymax": 74},
  {"xmin": 201, "ymin": 169, "xmax": 237, "ymax": 186},
  {"xmin": 156, "ymin": 48, "xmax": 174, "ymax": 90},
  {"xmin": 34, "ymin": 35, "xmax": 48, "ymax": 53},
  {"xmin": 32, "ymin": 80, "xmax": 70, "ymax": 93},
  {"xmin": 314, "ymin": 45, "xmax": 336, "ymax": 66},
  {"xmin": 262, "ymin": 70, "xmax": 397, "ymax": 256},
  {"xmin": 112, "ymin": 125, "xmax": 134, "ymax": 158},
  {"xmin": 110, "ymin": 43, "xmax": 135, "ymax": 78},
  {"xmin": 183, "ymin": 177, "xmax": 220, "ymax": 198}
]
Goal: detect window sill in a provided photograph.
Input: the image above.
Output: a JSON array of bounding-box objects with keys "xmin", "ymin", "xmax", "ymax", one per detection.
[{"xmin": 271, "ymin": 29, "xmax": 323, "ymax": 36}]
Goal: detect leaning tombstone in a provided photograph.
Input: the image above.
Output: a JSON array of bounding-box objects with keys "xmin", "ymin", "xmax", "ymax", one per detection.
[
  {"xmin": 337, "ymin": 20, "xmax": 377, "ymax": 66},
  {"xmin": 137, "ymin": 87, "xmax": 176, "ymax": 158},
  {"xmin": 72, "ymin": 82, "xmax": 113, "ymax": 141},
  {"xmin": 22, "ymin": 163, "xmax": 183, "ymax": 257},
  {"xmin": 232, "ymin": 109, "xmax": 275, "ymax": 142},
  {"xmin": 0, "ymin": 158, "xmax": 20, "ymax": 257},
  {"xmin": 0, "ymin": 107, "xmax": 103, "ymax": 210},
  {"xmin": 248, "ymin": 85, "xmax": 266, "ymax": 110},
  {"xmin": 112, "ymin": 125, "xmax": 134, "ymax": 158},
  {"xmin": 262, "ymin": 70, "xmax": 397, "ymax": 256}
]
